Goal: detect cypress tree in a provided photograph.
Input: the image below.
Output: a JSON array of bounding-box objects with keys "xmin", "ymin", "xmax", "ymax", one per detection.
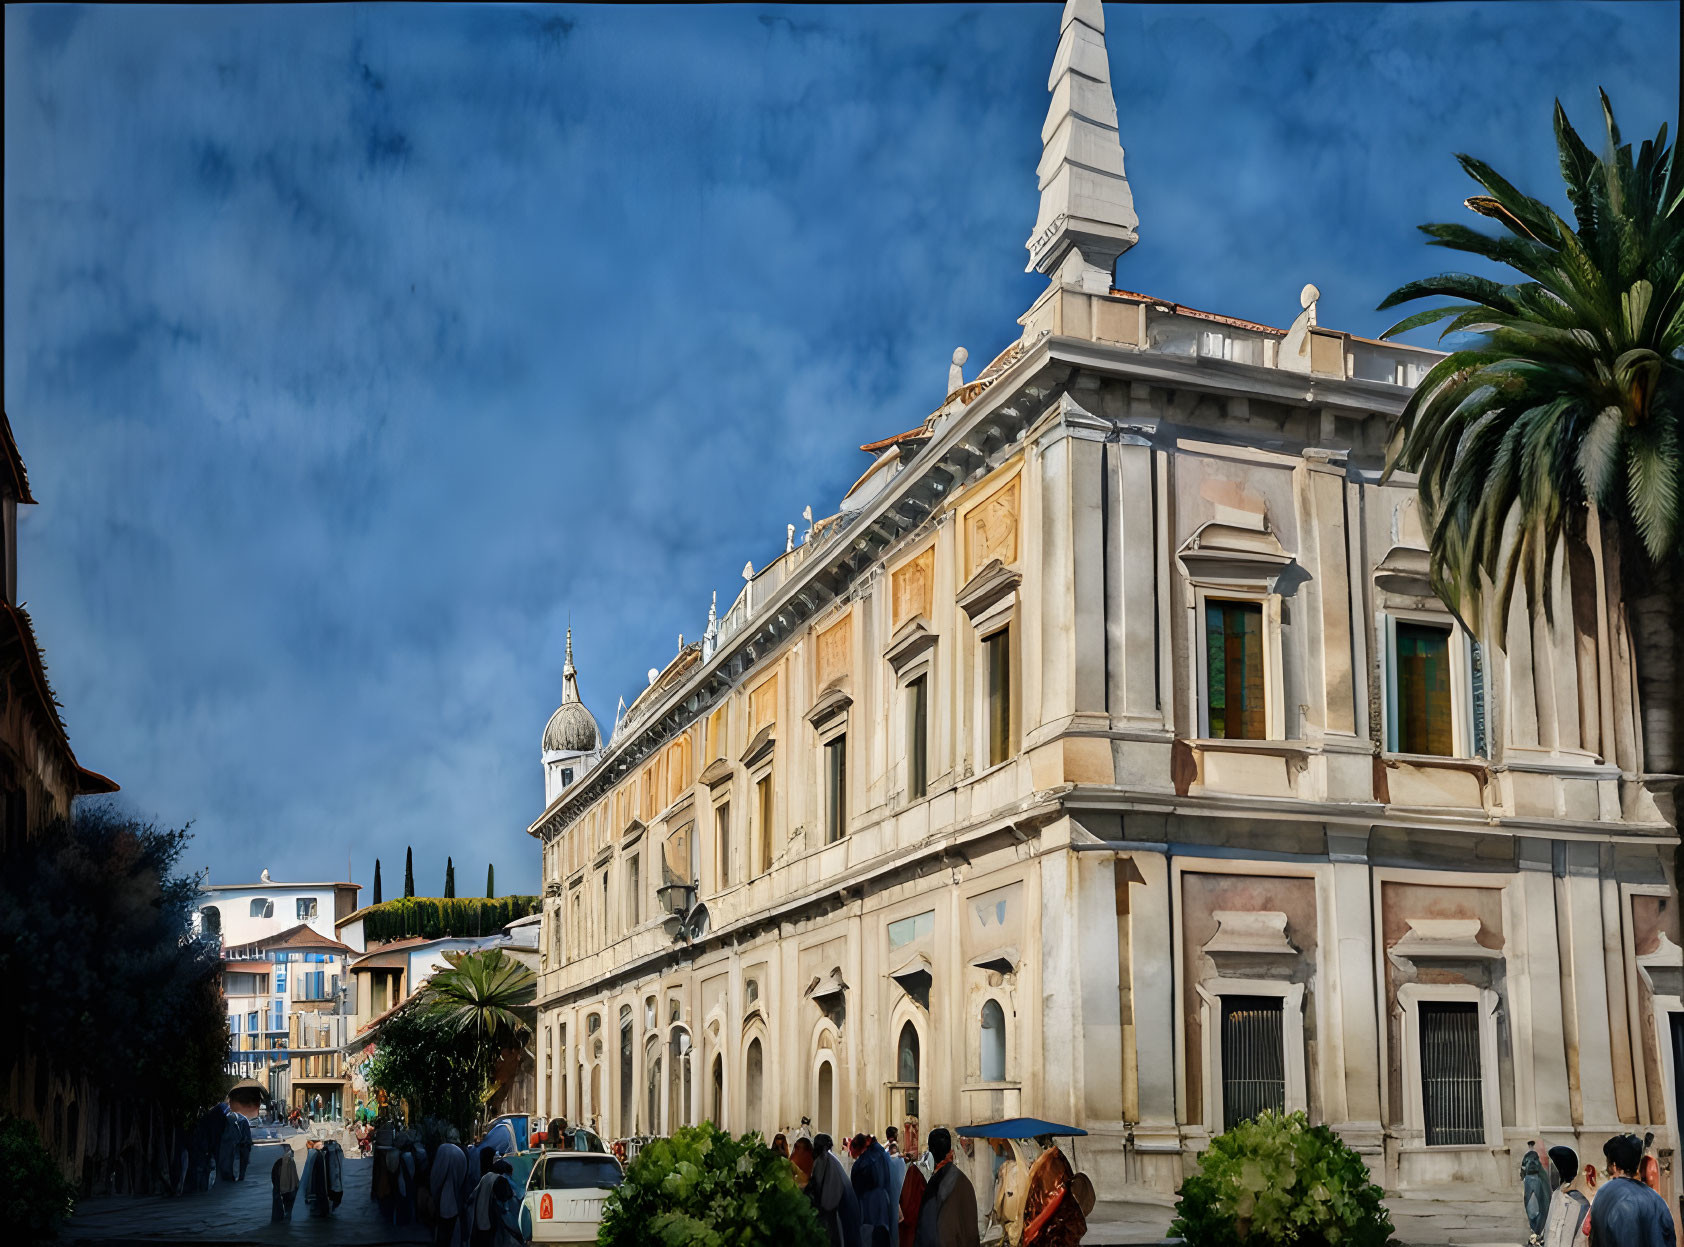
[
  {"xmin": 486, "ymin": 863, "xmax": 495, "ymax": 898},
  {"xmin": 444, "ymin": 857, "xmax": 456, "ymax": 898},
  {"xmin": 404, "ymin": 846, "xmax": 415, "ymax": 898},
  {"xmin": 373, "ymin": 859, "xmax": 383, "ymax": 905}
]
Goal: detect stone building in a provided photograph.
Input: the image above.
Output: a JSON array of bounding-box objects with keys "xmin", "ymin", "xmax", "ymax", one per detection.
[{"xmin": 528, "ymin": 0, "xmax": 1678, "ymax": 1209}]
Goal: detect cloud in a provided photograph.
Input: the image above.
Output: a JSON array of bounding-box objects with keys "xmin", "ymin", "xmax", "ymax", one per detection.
[{"xmin": 2, "ymin": 2, "xmax": 1674, "ymax": 891}]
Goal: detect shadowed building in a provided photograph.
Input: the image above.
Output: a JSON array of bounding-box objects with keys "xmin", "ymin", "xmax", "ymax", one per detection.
[{"xmin": 528, "ymin": 0, "xmax": 1678, "ymax": 1216}]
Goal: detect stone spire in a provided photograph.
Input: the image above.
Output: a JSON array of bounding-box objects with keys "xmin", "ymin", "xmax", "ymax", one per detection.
[
  {"xmin": 561, "ymin": 626, "xmax": 581, "ymax": 705},
  {"xmin": 1025, "ymin": 0, "xmax": 1138, "ymax": 291}
]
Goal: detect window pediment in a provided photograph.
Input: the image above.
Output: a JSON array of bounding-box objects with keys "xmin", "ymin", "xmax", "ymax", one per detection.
[
  {"xmin": 884, "ymin": 615, "xmax": 938, "ymax": 674},
  {"xmin": 699, "ymin": 757, "xmax": 734, "ymax": 789},
  {"xmin": 740, "ymin": 724, "xmax": 775, "ymax": 769},
  {"xmin": 1389, "ymin": 918, "xmax": 1498, "ymax": 967},
  {"xmin": 956, "ymin": 559, "xmax": 1021, "ymax": 621},
  {"xmin": 1177, "ymin": 520, "xmax": 1293, "ymax": 587},
  {"xmin": 805, "ymin": 686, "xmax": 853, "ymax": 732}
]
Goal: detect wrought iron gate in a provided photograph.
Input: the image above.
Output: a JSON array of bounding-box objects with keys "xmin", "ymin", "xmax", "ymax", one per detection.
[
  {"xmin": 1420, "ymin": 1001, "xmax": 1484, "ymax": 1145},
  {"xmin": 1220, "ymin": 996, "xmax": 1285, "ymax": 1130}
]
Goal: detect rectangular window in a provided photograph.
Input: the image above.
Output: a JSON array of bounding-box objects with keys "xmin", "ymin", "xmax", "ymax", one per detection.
[
  {"xmin": 907, "ymin": 675, "xmax": 928, "ymax": 800},
  {"xmin": 627, "ymin": 855, "xmax": 640, "ymax": 927},
  {"xmin": 755, "ymin": 775, "xmax": 774, "ymax": 876},
  {"xmin": 276, "ymin": 966, "xmax": 286, "ymax": 993},
  {"xmin": 1395, "ymin": 622, "xmax": 1455, "ymax": 755},
  {"xmin": 825, "ymin": 735, "xmax": 847, "ymax": 843},
  {"xmin": 296, "ymin": 897, "xmax": 318, "ymax": 921},
  {"xmin": 1420, "ymin": 1001, "xmax": 1484, "ymax": 1145},
  {"xmin": 715, "ymin": 802, "xmax": 731, "ymax": 888},
  {"xmin": 1206, "ymin": 600, "xmax": 1265, "ymax": 739},
  {"xmin": 1220, "ymin": 996, "xmax": 1285, "ymax": 1130},
  {"xmin": 984, "ymin": 628, "xmax": 1012, "ymax": 767}
]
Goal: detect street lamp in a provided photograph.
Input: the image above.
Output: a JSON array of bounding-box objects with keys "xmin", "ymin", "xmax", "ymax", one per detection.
[{"xmin": 656, "ymin": 882, "xmax": 708, "ymax": 946}]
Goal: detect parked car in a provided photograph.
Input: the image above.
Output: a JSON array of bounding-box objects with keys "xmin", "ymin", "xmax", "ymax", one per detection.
[{"xmin": 517, "ymin": 1148, "xmax": 624, "ymax": 1243}]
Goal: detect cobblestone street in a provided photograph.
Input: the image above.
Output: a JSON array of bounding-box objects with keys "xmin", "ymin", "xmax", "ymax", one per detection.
[{"xmin": 63, "ymin": 1136, "xmax": 429, "ymax": 1246}]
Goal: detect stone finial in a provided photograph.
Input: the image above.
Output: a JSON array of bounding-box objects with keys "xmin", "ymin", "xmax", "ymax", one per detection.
[
  {"xmin": 786, "ymin": 523, "xmax": 796, "ymax": 554},
  {"xmin": 1279, "ymin": 282, "xmax": 1322, "ymax": 374},
  {"xmin": 742, "ymin": 560, "xmax": 754, "ymax": 581},
  {"xmin": 647, "ymin": 668, "xmax": 659, "ymax": 685},
  {"xmin": 1026, "ymin": 0, "xmax": 1138, "ymax": 289},
  {"xmin": 802, "ymin": 505, "xmax": 814, "ymax": 543},
  {"xmin": 560, "ymin": 626, "xmax": 582, "ymax": 705},
  {"xmin": 948, "ymin": 347, "xmax": 969, "ymax": 395},
  {"xmin": 702, "ymin": 591, "xmax": 719, "ymax": 660}
]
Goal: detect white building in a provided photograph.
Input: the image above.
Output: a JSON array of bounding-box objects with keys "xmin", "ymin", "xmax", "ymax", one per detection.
[
  {"xmin": 528, "ymin": 0, "xmax": 1676, "ymax": 1220},
  {"xmin": 195, "ymin": 874, "xmax": 361, "ymax": 949}
]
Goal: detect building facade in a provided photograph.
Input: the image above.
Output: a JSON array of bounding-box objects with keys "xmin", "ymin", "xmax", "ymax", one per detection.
[
  {"xmin": 199, "ymin": 877, "xmax": 362, "ymax": 1117},
  {"xmin": 529, "ymin": 0, "xmax": 1678, "ymax": 1212}
]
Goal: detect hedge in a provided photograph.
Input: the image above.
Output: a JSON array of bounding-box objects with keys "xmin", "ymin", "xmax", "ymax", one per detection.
[{"xmin": 360, "ymin": 896, "xmax": 540, "ymax": 943}]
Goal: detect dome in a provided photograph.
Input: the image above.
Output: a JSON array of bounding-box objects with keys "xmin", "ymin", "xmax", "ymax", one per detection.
[
  {"xmin": 543, "ymin": 700, "xmax": 599, "ymax": 754},
  {"xmin": 542, "ymin": 627, "xmax": 599, "ymax": 754}
]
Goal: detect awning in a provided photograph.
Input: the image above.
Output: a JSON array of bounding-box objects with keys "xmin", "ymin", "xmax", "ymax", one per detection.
[{"xmin": 955, "ymin": 1118, "xmax": 1087, "ymax": 1140}]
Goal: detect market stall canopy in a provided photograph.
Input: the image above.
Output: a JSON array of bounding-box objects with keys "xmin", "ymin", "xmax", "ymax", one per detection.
[{"xmin": 955, "ymin": 1118, "xmax": 1087, "ymax": 1140}]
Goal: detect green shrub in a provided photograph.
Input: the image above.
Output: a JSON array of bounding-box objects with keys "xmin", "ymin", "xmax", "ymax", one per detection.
[
  {"xmin": 598, "ymin": 1123, "xmax": 823, "ymax": 1247},
  {"xmin": 1169, "ymin": 1111, "xmax": 1395, "ymax": 1247},
  {"xmin": 0, "ymin": 1117, "xmax": 78, "ymax": 1242},
  {"xmin": 359, "ymin": 895, "xmax": 540, "ymax": 943}
]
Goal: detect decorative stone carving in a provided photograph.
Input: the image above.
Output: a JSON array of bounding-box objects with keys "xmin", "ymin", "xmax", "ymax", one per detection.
[
  {"xmin": 1202, "ymin": 910, "xmax": 1296, "ymax": 957},
  {"xmin": 966, "ymin": 477, "xmax": 1021, "ymax": 577},
  {"xmin": 892, "ymin": 548, "xmax": 935, "ymax": 629},
  {"xmin": 1389, "ymin": 918, "xmax": 1498, "ymax": 966}
]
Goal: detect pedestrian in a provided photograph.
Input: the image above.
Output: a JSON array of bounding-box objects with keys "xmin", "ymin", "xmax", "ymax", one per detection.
[
  {"xmin": 470, "ymin": 1155, "xmax": 521, "ymax": 1247},
  {"xmin": 772, "ymin": 1132, "xmax": 790, "ymax": 1159},
  {"xmin": 898, "ymin": 1151, "xmax": 927, "ymax": 1247},
  {"xmin": 1021, "ymin": 1139, "xmax": 1091, "ymax": 1247},
  {"xmin": 1541, "ymin": 1145, "xmax": 1591, "ymax": 1247},
  {"xmin": 430, "ymin": 1128, "xmax": 470, "ymax": 1247},
  {"xmin": 852, "ymin": 1133, "xmax": 896, "ymax": 1247},
  {"xmin": 271, "ymin": 1145, "xmax": 299, "ymax": 1222},
  {"xmin": 809, "ymin": 1133, "xmax": 863, "ymax": 1247},
  {"xmin": 1588, "ymin": 1133, "xmax": 1675, "ymax": 1246},
  {"xmin": 792, "ymin": 1136, "xmax": 815, "ymax": 1191},
  {"xmin": 1521, "ymin": 1142, "xmax": 1551, "ymax": 1241},
  {"xmin": 885, "ymin": 1141, "xmax": 907, "ymax": 1234},
  {"xmin": 915, "ymin": 1128, "xmax": 980, "ymax": 1247},
  {"xmin": 234, "ymin": 1110, "xmax": 253, "ymax": 1181}
]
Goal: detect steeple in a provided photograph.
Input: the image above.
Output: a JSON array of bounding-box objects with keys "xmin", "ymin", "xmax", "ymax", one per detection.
[
  {"xmin": 1025, "ymin": 0, "xmax": 1138, "ymax": 292},
  {"xmin": 561, "ymin": 627, "xmax": 580, "ymax": 705}
]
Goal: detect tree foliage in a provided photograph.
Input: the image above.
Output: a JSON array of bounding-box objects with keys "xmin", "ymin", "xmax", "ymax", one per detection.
[
  {"xmin": 1379, "ymin": 92, "xmax": 1682, "ymax": 625},
  {"xmin": 486, "ymin": 862, "xmax": 495, "ymax": 898},
  {"xmin": 444, "ymin": 857, "xmax": 456, "ymax": 899},
  {"xmin": 598, "ymin": 1124, "xmax": 824, "ymax": 1247},
  {"xmin": 364, "ymin": 947, "xmax": 536, "ymax": 1135},
  {"xmin": 359, "ymin": 896, "xmax": 540, "ymax": 943},
  {"xmin": 0, "ymin": 1116, "xmax": 79, "ymax": 1240},
  {"xmin": 0, "ymin": 803, "xmax": 227, "ymax": 1128},
  {"xmin": 404, "ymin": 845, "xmax": 415, "ymax": 898},
  {"xmin": 1170, "ymin": 1111, "xmax": 1394, "ymax": 1247},
  {"xmin": 373, "ymin": 858, "xmax": 382, "ymax": 906}
]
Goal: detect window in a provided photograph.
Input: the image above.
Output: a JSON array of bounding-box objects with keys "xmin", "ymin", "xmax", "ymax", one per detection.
[
  {"xmin": 1394, "ymin": 622, "xmax": 1454, "ymax": 755},
  {"xmin": 619, "ymin": 1013, "xmax": 634, "ymax": 1133},
  {"xmin": 745, "ymin": 1038, "xmax": 764, "ymax": 1134},
  {"xmin": 907, "ymin": 675, "xmax": 928, "ymax": 800},
  {"xmin": 984, "ymin": 628, "xmax": 1012, "ymax": 766},
  {"xmin": 247, "ymin": 1010, "xmax": 259, "ymax": 1035},
  {"xmin": 250, "ymin": 897, "xmax": 274, "ymax": 919},
  {"xmin": 715, "ymin": 802, "xmax": 731, "ymax": 888},
  {"xmin": 627, "ymin": 854, "xmax": 641, "ymax": 927},
  {"xmin": 560, "ymin": 767, "xmax": 574, "ymax": 787},
  {"xmin": 1420, "ymin": 1001, "xmax": 1484, "ymax": 1145},
  {"xmin": 200, "ymin": 906, "xmax": 222, "ymax": 937},
  {"xmin": 297, "ymin": 897, "xmax": 318, "ymax": 921},
  {"xmin": 824, "ymin": 735, "xmax": 847, "ymax": 843},
  {"xmin": 275, "ymin": 965, "xmax": 286, "ymax": 993},
  {"xmin": 980, "ymin": 1000, "xmax": 1006, "ymax": 1082},
  {"xmin": 755, "ymin": 775, "xmax": 773, "ymax": 875},
  {"xmin": 1220, "ymin": 996, "xmax": 1285, "ymax": 1129},
  {"xmin": 1205, "ymin": 601, "xmax": 1265, "ymax": 739},
  {"xmin": 818, "ymin": 1059, "xmax": 835, "ymax": 1136},
  {"xmin": 896, "ymin": 1022, "xmax": 921, "ymax": 1118}
]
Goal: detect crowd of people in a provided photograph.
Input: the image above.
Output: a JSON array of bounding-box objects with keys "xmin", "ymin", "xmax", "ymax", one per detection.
[
  {"xmin": 764, "ymin": 1122, "xmax": 1090, "ymax": 1247},
  {"xmin": 1523, "ymin": 1132, "xmax": 1676, "ymax": 1247},
  {"xmin": 365, "ymin": 1117, "xmax": 524, "ymax": 1247}
]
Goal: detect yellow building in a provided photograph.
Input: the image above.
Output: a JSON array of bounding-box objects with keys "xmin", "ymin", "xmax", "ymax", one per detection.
[{"xmin": 529, "ymin": 0, "xmax": 1678, "ymax": 1212}]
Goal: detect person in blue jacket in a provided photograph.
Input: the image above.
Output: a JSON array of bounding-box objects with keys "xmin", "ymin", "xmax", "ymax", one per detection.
[{"xmin": 1588, "ymin": 1133, "xmax": 1676, "ymax": 1247}]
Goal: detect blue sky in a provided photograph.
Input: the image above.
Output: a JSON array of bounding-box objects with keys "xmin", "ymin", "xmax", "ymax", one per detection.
[{"xmin": 4, "ymin": 3, "xmax": 1674, "ymax": 895}]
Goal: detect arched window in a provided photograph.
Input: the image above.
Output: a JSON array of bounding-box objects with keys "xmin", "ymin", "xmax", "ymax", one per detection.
[
  {"xmin": 200, "ymin": 906, "xmax": 222, "ymax": 937},
  {"xmin": 745, "ymin": 1038, "xmax": 764, "ymax": 1136},
  {"xmin": 980, "ymin": 1000, "xmax": 1007, "ymax": 1082},
  {"xmin": 896, "ymin": 1021, "xmax": 921, "ymax": 1121},
  {"xmin": 817, "ymin": 1060, "xmax": 834, "ymax": 1137},
  {"xmin": 619, "ymin": 1011, "xmax": 634, "ymax": 1134},
  {"xmin": 711, "ymin": 1054, "xmax": 724, "ymax": 1126},
  {"xmin": 646, "ymin": 1044, "xmax": 663, "ymax": 1135},
  {"xmin": 670, "ymin": 1030, "xmax": 692, "ymax": 1130}
]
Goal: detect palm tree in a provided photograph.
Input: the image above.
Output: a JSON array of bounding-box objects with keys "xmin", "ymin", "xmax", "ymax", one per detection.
[
  {"xmin": 422, "ymin": 947, "xmax": 536, "ymax": 1049},
  {"xmin": 1379, "ymin": 92, "xmax": 1682, "ymax": 781}
]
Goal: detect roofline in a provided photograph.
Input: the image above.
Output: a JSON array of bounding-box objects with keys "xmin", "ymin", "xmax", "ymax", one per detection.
[
  {"xmin": 202, "ymin": 881, "xmax": 360, "ymax": 892},
  {"xmin": 0, "ymin": 414, "xmax": 37, "ymax": 504}
]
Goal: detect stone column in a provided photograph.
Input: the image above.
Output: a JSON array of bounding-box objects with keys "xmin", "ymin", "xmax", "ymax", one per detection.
[
  {"xmin": 1325, "ymin": 832, "xmax": 1383, "ymax": 1152},
  {"xmin": 1125, "ymin": 845, "xmax": 1180, "ymax": 1190}
]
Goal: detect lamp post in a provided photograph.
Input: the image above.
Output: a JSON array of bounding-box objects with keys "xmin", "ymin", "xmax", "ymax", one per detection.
[{"xmin": 656, "ymin": 882, "xmax": 708, "ymax": 946}]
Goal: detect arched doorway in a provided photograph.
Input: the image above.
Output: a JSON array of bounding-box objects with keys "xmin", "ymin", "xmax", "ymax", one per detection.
[
  {"xmin": 745, "ymin": 1038, "xmax": 764, "ymax": 1136},
  {"xmin": 817, "ymin": 1059, "xmax": 835, "ymax": 1137},
  {"xmin": 669, "ymin": 1030, "xmax": 692, "ymax": 1129},
  {"xmin": 891, "ymin": 1021, "xmax": 921, "ymax": 1147},
  {"xmin": 980, "ymin": 1000, "xmax": 1006, "ymax": 1081},
  {"xmin": 645, "ymin": 1040, "xmax": 663, "ymax": 1136}
]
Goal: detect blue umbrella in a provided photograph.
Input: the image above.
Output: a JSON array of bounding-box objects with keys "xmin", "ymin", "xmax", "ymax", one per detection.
[{"xmin": 954, "ymin": 1118, "xmax": 1087, "ymax": 1140}]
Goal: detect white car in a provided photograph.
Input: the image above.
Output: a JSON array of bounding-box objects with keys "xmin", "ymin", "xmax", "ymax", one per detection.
[{"xmin": 517, "ymin": 1148, "xmax": 625, "ymax": 1243}]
